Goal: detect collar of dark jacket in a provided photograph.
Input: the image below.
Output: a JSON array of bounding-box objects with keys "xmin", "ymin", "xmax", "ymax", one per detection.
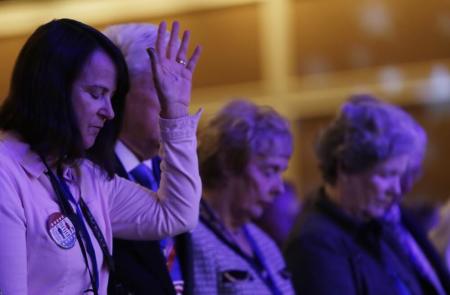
[{"xmin": 314, "ymin": 187, "xmax": 386, "ymax": 247}]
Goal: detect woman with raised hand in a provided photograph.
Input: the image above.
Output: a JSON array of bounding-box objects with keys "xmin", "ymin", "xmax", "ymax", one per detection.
[{"xmin": 0, "ymin": 19, "xmax": 201, "ymax": 295}]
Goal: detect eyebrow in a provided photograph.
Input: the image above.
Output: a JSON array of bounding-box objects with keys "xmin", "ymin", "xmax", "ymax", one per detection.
[
  {"xmin": 85, "ymin": 84, "xmax": 115, "ymax": 93},
  {"xmin": 86, "ymin": 84, "xmax": 106, "ymax": 90}
]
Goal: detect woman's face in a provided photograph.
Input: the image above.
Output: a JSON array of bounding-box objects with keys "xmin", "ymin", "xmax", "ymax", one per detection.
[
  {"xmin": 339, "ymin": 155, "xmax": 409, "ymax": 219},
  {"xmin": 231, "ymin": 152, "xmax": 290, "ymax": 222},
  {"xmin": 71, "ymin": 50, "xmax": 116, "ymax": 149}
]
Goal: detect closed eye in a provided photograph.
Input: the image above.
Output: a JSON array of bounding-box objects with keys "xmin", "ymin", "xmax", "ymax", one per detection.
[
  {"xmin": 90, "ymin": 91, "xmax": 100, "ymax": 99},
  {"xmin": 377, "ymin": 169, "xmax": 401, "ymax": 179},
  {"xmin": 85, "ymin": 85, "xmax": 109, "ymax": 100},
  {"xmin": 261, "ymin": 165, "xmax": 283, "ymax": 177}
]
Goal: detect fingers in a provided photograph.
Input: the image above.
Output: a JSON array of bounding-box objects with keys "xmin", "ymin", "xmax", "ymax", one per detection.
[
  {"xmin": 176, "ymin": 30, "xmax": 190, "ymax": 64},
  {"xmin": 155, "ymin": 21, "xmax": 167, "ymax": 58},
  {"xmin": 146, "ymin": 48, "xmax": 163, "ymax": 97},
  {"xmin": 166, "ymin": 21, "xmax": 180, "ymax": 59},
  {"xmin": 186, "ymin": 45, "xmax": 202, "ymax": 72},
  {"xmin": 155, "ymin": 20, "xmax": 202, "ymax": 72}
]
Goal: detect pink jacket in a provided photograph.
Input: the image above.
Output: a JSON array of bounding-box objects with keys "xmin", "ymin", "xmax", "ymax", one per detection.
[{"xmin": 0, "ymin": 114, "xmax": 201, "ymax": 294}]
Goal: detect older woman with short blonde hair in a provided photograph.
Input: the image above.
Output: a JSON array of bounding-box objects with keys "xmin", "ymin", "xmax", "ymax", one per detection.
[{"xmin": 192, "ymin": 99, "xmax": 295, "ymax": 295}]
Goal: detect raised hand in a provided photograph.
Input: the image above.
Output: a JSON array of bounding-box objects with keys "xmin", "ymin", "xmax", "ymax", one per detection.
[{"xmin": 147, "ymin": 21, "xmax": 202, "ymax": 119}]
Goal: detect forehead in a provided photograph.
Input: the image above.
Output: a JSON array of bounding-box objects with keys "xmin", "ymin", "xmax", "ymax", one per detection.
[
  {"xmin": 371, "ymin": 155, "xmax": 409, "ymax": 173},
  {"xmin": 253, "ymin": 133, "xmax": 293, "ymax": 158},
  {"xmin": 250, "ymin": 153, "xmax": 290, "ymax": 169},
  {"xmin": 77, "ymin": 50, "xmax": 116, "ymax": 84},
  {"xmin": 350, "ymin": 155, "xmax": 409, "ymax": 182}
]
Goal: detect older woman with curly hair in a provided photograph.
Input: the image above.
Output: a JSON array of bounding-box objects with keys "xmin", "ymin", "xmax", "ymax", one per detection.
[
  {"xmin": 285, "ymin": 95, "xmax": 450, "ymax": 295},
  {"xmin": 192, "ymin": 100, "xmax": 295, "ymax": 295}
]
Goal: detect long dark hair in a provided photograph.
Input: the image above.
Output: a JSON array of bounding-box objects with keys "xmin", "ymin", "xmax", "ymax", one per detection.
[{"xmin": 0, "ymin": 18, "xmax": 129, "ymax": 177}]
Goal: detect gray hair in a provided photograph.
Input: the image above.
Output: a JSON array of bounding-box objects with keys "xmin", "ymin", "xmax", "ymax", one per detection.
[
  {"xmin": 315, "ymin": 94, "xmax": 427, "ymax": 186},
  {"xmin": 199, "ymin": 99, "xmax": 293, "ymax": 190},
  {"xmin": 103, "ymin": 23, "xmax": 170, "ymax": 75}
]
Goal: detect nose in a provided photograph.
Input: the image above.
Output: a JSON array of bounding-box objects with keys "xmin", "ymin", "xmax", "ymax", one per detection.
[
  {"xmin": 272, "ymin": 175, "xmax": 285, "ymax": 197},
  {"xmin": 100, "ymin": 97, "xmax": 115, "ymax": 121},
  {"xmin": 390, "ymin": 176, "xmax": 403, "ymax": 200}
]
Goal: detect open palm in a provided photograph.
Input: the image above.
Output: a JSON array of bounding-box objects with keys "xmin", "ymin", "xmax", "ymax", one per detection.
[{"xmin": 147, "ymin": 21, "xmax": 201, "ymax": 119}]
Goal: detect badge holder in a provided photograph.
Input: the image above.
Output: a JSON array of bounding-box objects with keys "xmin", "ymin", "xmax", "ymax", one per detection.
[{"xmin": 41, "ymin": 156, "xmax": 115, "ymax": 295}]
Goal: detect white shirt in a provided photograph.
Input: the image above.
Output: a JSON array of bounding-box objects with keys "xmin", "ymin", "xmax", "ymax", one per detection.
[{"xmin": 115, "ymin": 140, "xmax": 154, "ymax": 174}]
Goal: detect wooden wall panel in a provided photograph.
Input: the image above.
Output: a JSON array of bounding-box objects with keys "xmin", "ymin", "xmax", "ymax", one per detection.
[
  {"xmin": 0, "ymin": 3, "xmax": 263, "ymax": 101},
  {"xmin": 290, "ymin": 0, "xmax": 450, "ymax": 75},
  {"xmin": 0, "ymin": 35, "xmax": 27, "ymax": 100}
]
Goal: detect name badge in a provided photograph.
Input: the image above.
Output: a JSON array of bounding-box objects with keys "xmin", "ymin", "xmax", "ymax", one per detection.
[{"xmin": 47, "ymin": 212, "xmax": 76, "ymax": 249}]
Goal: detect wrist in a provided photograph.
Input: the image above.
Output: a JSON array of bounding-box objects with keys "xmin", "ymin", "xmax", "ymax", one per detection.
[{"xmin": 160, "ymin": 102, "xmax": 189, "ymax": 119}]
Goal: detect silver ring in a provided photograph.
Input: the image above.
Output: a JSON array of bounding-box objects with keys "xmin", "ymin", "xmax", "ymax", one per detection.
[{"xmin": 176, "ymin": 58, "xmax": 187, "ymax": 65}]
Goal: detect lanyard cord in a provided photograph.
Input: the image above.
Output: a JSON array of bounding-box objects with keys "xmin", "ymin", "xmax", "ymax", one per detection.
[
  {"xmin": 79, "ymin": 198, "xmax": 115, "ymax": 273},
  {"xmin": 200, "ymin": 201, "xmax": 282, "ymax": 295},
  {"xmin": 242, "ymin": 226, "xmax": 282, "ymax": 295},
  {"xmin": 57, "ymin": 172, "xmax": 100, "ymax": 294},
  {"xmin": 40, "ymin": 157, "xmax": 113, "ymax": 294}
]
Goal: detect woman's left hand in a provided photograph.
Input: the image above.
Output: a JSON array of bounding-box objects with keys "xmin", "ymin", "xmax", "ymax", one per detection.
[{"xmin": 147, "ymin": 21, "xmax": 202, "ymax": 119}]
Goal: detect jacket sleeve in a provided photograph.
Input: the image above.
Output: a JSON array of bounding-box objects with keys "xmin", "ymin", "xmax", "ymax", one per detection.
[
  {"xmin": 107, "ymin": 112, "xmax": 202, "ymax": 240},
  {"xmin": 284, "ymin": 233, "xmax": 358, "ymax": 295},
  {"xmin": 0, "ymin": 158, "xmax": 28, "ymax": 295}
]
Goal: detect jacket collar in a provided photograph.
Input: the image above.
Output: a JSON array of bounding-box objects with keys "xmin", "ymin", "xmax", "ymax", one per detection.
[
  {"xmin": 0, "ymin": 131, "xmax": 76, "ymax": 182},
  {"xmin": 315, "ymin": 187, "xmax": 384, "ymax": 236}
]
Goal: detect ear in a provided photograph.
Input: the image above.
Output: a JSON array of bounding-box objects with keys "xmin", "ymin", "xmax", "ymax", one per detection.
[
  {"xmin": 221, "ymin": 151, "xmax": 248, "ymax": 179},
  {"xmin": 334, "ymin": 171, "xmax": 356, "ymax": 200},
  {"xmin": 336, "ymin": 168, "xmax": 349, "ymax": 184}
]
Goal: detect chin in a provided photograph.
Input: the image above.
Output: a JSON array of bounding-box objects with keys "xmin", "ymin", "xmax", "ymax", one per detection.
[
  {"xmin": 367, "ymin": 208, "xmax": 387, "ymax": 219},
  {"xmin": 83, "ymin": 138, "xmax": 96, "ymax": 149},
  {"xmin": 250, "ymin": 208, "xmax": 264, "ymax": 220}
]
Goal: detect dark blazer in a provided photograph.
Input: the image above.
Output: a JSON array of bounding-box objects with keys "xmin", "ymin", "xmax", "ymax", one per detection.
[
  {"xmin": 284, "ymin": 187, "xmax": 450, "ymax": 295},
  {"xmin": 108, "ymin": 155, "xmax": 193, "ymax": 295}
]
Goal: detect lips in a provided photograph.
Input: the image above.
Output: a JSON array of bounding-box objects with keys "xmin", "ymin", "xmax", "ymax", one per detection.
[
  {"xmin": 88, "ymin": 125, "xmax": 103, "ymax": 137},
  {"xmin": 90, "ymin": 125, "xmax": 103, "ymax": 131},
  {"xmin": 259, "ymin": 199, "xmax": 272, "ymax": 210}
]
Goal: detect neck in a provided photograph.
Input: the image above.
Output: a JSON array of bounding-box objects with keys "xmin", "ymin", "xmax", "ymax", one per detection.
[
  {"xmin": 120, "ymin": 136, "xmax": 158, "ymax": 161},
  {"xmin": 324, "ymin": 183, "xmax": 367, "ymax": 221},
  {"xmin": 324, "ymin": 183, "xmax": 339, "ymax": 204},
  {"xmin": 204, "ymin": 189, "xmax": 246, "ymax": 232},
  {"xmin": 204, "ymin": 189, "xmax": 255, "ymax": 257},
  {"xmin": 40, "ymin": 153, "xmax": 64, "ymax": 169},
  {"xmin": 325, "ymin": 183, "xmax": 354, "ymax": 215}
]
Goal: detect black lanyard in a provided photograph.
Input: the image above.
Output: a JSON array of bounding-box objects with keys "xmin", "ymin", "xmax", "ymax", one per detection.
[
  {"xmin": 41, "ymin": 157, "xmax": 114, "ymax": 294},
  {"xmin": 200, "ymin": 201, "xmax": 282, "ymax": 295},
  {"xmin": 242, "ymin": 226, "xmax": 283, "ymax": 295}
]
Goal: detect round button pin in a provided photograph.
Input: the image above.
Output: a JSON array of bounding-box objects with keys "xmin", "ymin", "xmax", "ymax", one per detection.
[{"xmin": 47, "ymin": 212, "xmax": 76, "ymax": 249}]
